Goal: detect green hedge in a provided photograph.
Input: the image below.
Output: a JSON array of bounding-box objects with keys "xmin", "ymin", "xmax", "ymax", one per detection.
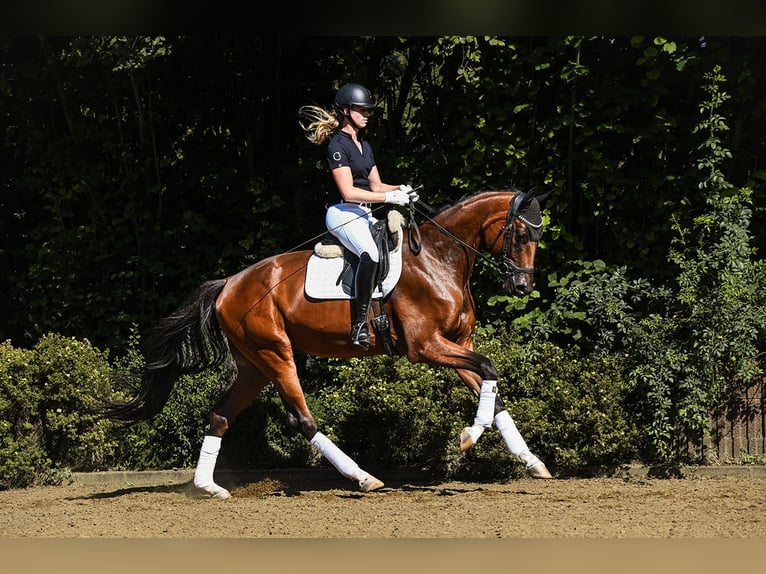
[
  {"xmin": 0, "ymin": 334, "xmax": 114, "ymax": 488},
  {"xmin": 1, "ymin": 328, "xmax": 642, "ymax": 489}
]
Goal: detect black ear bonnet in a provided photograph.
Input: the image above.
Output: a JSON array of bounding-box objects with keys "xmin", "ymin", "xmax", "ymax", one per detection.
[{"xmin": 510, "ymin": 191, "xmax": 545, "ymax": 242}]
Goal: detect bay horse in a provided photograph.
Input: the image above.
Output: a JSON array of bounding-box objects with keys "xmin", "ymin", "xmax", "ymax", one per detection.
[{"xmin": 103, "ymin": 188, "xmax": 553, "ymax": 498}]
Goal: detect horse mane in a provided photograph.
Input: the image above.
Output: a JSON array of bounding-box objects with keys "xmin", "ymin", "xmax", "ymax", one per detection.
[{"xmin": 431, "ymin": 186, "xmax": 522, "ymax": 217}]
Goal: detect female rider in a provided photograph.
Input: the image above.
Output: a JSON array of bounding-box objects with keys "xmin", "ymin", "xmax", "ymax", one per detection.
[{"xmin": 299, "ymin": 82, "xmax": 418, "ymax": 348}]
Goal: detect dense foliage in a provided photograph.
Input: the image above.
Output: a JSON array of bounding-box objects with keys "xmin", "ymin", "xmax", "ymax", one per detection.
[
  {"xmin": 3, "ymin": 36, "xmax": 766, "ymax": 348},
  {"xmin": 1, "ymin": 37, "xmax": 765, "ymax": 487}
]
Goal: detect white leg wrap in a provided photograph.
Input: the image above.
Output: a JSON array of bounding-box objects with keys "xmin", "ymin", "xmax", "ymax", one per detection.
[
  {"xmin": 473, "ymin": 380, "xmax": 497, "ymax": 427},
  {"xmin": 310, "ymin": 431, "xmax": 366, "ymax": 483},
  {"xmin": 494, "ymin": 410, "xmax": 529, "ymax": 459},
  {"xmin": 193, "ymin": 435, "xmax": 231, "ymax": 499}
]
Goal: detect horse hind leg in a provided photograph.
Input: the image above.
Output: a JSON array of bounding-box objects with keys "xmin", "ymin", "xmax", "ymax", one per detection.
[
  {"xmin": 275, "ymin": 392, "xmax": 384, "ymax": 492},
  {"xmin": 309, "ymin": 432, "xmax": 384, "ymax": 492},
  {"xmin": 193, "ymin": 352, "xmax": 270, "ymax": 499},
  {"xmin": 267, "ymin": 354, "xmax": 384, "ymax": 493},
  {"xmin": 193, "ymin": 427, "xmax": 232, "ymax": 499}
]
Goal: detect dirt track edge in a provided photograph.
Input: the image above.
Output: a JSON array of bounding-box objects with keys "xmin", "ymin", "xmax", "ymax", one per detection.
[{"xmin": 70, "ymin": 464, "xmax": 766, "ymax": 487}]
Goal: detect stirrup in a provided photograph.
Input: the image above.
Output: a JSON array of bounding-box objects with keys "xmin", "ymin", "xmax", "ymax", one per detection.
[{"xmin": 351, "ymin": 322, "xmax": 370, "ymax": 349}]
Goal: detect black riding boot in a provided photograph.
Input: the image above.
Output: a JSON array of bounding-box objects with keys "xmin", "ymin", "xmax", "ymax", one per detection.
[{"xmin": 351, "ymin": 252, "xmax": 377, "ymax": 349}]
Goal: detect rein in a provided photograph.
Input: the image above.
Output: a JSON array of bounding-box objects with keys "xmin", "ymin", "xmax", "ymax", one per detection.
[
  {"xmin": 283, "ymin": 190, "xmax": 539, "ymax": 283},
  {"xmin": 409, "ymin": 195, "xmax": 535, "ymax": 279}
]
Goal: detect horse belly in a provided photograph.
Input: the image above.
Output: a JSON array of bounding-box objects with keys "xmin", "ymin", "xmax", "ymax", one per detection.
[{"xmin": 215, "ymin": 255, "xmax": 370, "ymax": 358}]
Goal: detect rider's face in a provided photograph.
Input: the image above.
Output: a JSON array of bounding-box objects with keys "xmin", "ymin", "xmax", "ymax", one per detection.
[{"xmin": 348, "ymin": 105, "xmax": 370, "ymax": 125}]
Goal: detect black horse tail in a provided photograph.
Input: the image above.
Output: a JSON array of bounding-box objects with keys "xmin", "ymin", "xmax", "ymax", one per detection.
[{"xmin": 102, "ymin": 279, "xmax": 232, "ymax": 422}]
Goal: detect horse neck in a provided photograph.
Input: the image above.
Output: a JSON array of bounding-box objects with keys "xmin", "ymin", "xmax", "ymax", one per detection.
[
  {"xmin": 412, "ymin": 191, "xmax": 515, "ymax": 274},
  {"xmin": 431, "ymin": 191, "xmax": 515, "ymax": 251}
]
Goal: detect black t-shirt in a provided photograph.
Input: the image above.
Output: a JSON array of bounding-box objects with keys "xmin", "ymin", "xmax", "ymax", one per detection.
[{"xmin": 326, "ymin": 131, "xmax": 376, "ymax": 204}]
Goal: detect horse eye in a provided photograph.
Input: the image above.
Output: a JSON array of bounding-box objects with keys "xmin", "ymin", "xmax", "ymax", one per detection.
[{"xmin": 516, "ymin": 229, "xmax": 529, "ymax": 244}]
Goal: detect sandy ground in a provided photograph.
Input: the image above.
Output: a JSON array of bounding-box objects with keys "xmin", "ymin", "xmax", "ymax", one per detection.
[{"xmin": 1, "ymin": 469, "xmax": 764, "ymax": 539}]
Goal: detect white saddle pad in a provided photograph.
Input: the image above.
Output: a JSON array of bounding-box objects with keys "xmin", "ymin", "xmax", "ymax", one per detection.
[{"xmin": 304, "ymin": 245, "xmax": 403, "ymax": 300}]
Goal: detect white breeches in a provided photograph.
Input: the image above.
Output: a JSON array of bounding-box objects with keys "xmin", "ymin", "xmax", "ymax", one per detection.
[{"xmin": 325, "ymin": 203, "xmax": 380, "ymax": 262}]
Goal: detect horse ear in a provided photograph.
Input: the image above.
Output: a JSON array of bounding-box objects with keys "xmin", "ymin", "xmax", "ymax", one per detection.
[
  {"xmin": 534, "ymin": 189, "xmax": 553, "ymax": 205},
  {"xmin": 510, "ymin": 190, "xmax": 528, "ymax": 215}
]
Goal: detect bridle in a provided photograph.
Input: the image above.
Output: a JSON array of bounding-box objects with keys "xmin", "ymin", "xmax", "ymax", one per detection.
[{"xmin": 492, "ymin": 191, "xmax": 541, "ymax": 277}]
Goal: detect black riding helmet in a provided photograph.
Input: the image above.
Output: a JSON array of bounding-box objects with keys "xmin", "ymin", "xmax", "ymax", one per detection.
[{"xmin": 334, "ymin": 83, "xmax": 374, "ymax": 109}]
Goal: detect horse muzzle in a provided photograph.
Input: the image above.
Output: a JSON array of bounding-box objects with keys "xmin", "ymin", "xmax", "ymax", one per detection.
[{"xmin": 506, "ymin": 273, "xmax": 533, "ymax": 296}]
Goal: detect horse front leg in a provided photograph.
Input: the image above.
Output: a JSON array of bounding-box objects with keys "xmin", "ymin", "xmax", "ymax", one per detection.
[
  {"xmin": 454, "ymin": 368, "xmax": 552, "ymax": 478},
  {"xmin": 454, "ymin": 367, "xmax": 552, "ymax": 478},
  {"xmin": 493, "ymin": 406, "xmax": 553, "ymax": 479},
  {"xmin": 443, "ymin": 339, "xmax": 501, "ymax": 451},
  {"xmin": 454, "ymin": 367, "xmax": 496, "ymax": 452}
]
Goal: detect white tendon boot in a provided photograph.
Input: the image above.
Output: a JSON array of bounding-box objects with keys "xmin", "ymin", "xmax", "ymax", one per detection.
[
  {"xmin": 310, "ymin": 432, "xmax": 384, "ymax": 492},
  {"xmin": 193, "ymin": 435, "xmax": 231, "ymax": 499},
  {"xmin": 494, "ymin": 410, "xmax": 553, "ymax": 479},
  {"xmin": 460, "ymin": 380, "xmax": 497, "ymax": 452}
]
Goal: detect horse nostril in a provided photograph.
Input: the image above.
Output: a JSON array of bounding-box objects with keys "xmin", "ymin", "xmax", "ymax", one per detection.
[{"xmin": 515, "ymin": 277, "xmax": 535, "ymax": 296}]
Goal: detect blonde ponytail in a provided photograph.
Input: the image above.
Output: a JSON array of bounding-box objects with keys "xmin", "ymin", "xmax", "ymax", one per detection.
[{"xmin": 298, "ymin": 105, "xmax": 339, "ymax": 145}]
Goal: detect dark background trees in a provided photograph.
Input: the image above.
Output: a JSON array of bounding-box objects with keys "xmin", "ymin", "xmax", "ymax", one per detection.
[{"xmin": 3, "ymin": 36, "xmax": 765, "ymax": 351}]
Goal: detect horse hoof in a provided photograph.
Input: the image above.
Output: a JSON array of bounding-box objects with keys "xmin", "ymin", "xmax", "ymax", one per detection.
[
  {"xmin": 520, "ymin": 452, "xmax": 554, "ymax": 479},
  {"xmin": 460, "ymin": 428, "xmax": 475, "ymax": 452},
  {"xmin": 527, "ymin": 463, "xmax": 553, "ymax": 479},
  {"xmin": 359, "ymin": 475, "xmax": 384, "ymax": 492},
  {"xmin": 195, "ymin": 483, "xmax": 231, "ymax": 499},
  {"xmin": 459, "ymin": 424, "xmax": 484, "ymax": 452}
]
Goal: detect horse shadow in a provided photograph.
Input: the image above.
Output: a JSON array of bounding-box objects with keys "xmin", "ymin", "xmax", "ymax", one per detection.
[
  {"xmin": 64, "ymin": 468, "xmax": 503, "ymax": 501},
  {"xmin": 65, "ymin": 481, "xmax": 191, "ymax": 501}
]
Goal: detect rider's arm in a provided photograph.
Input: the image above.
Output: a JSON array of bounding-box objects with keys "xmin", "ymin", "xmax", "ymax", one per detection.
[
  {"xmin": 331, "ymin": 166, "xmax": 393, "ymax": 203},
  {"xmin": 367, "ymin": 166, "xmax": 400, "ymax": 194}
]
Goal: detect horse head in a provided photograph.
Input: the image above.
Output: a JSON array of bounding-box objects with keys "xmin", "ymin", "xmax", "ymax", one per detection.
[{"xmin": 487, "ymin": 188, "xmax": 549, "ymax": 297}]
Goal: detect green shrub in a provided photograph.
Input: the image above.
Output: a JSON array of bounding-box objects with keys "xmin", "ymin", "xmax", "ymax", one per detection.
[
  {"xmin": 0, "ymin": 341, "xmax": 49, "ymax": 488},
  {"xmin": 0, "ymin": 335, "xmax": 116, "ymax": 488},
  {"xmin": 483, "ymin": 336, "xmax": 640, "ymax": 472},
  {"xmin": 310, "ymin": 355, "xmax": 470, "ymax": 478},
  {"xmin": 32, "ymin": 334, "xmax": 116, "ymax": 471},
  {"xmin": 0, "ymin": 327, "xmax": 643, "ymax": 486}
]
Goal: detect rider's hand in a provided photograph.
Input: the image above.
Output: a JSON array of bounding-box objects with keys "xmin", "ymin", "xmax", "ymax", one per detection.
[
  {"xmin": 385, "ymin": 189, "xmax": 410, "ymax": 206},
  {"xmin": 399, "ymin": 184, "xmax": 419, "ymax": 204}
]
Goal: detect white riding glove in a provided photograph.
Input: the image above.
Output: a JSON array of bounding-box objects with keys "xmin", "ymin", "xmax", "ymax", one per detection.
[
  {"xmin": 399, "ymin": 184, "xmax": 419, "ymax": 204},
  {"xmin": 385, "ymin": 189, "xmax": 410, "ymax": 206}
]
